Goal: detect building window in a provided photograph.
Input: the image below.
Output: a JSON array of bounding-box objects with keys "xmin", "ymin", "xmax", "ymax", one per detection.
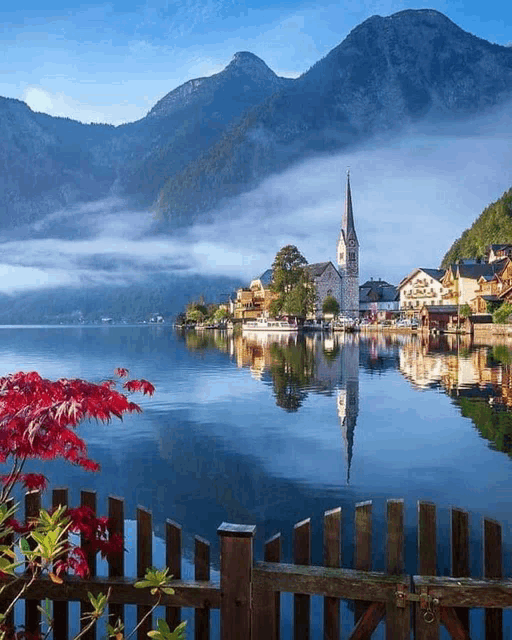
[{"xmin": 349, "ymin": 252, "xmax": 355, "ymax": 261}]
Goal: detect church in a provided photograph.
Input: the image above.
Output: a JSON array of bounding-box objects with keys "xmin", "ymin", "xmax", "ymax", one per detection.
[{"xmin": 234, "ymin": 172, "xmax": 360, "ymax": 320}]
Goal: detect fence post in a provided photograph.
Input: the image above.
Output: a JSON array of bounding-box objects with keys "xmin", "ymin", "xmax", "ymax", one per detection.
[{"xmin": 218, "ymin": 523, "xmax": 256, "ymax": 640}]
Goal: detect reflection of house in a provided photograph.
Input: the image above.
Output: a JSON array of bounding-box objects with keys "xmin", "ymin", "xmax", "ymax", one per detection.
[
  {"xmin": 359, "ymin": 278, "xmax": 399, "ymax": 320},
  {"xmin": 398, "ymin": 268, "xmax": 445, "ymax": 315},
  {"xmin": 234, "ymin": 269, "xmax": 277, "ymax": 320}
]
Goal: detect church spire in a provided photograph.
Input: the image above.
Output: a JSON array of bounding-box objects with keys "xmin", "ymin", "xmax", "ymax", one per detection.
[{"xmin": 342, "ymin": 169, "xmax": 358, "ymax": 244}]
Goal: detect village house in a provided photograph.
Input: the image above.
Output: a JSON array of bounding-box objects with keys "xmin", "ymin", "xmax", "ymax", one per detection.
[
  {"xmin": 472, "ymin": 257, "xmax": 512, "ymax": 313},
  {"xmin": 441, "ymin": 260, "xmax": 508, "ymax": 308},
  {"xmin": 359, "ymin": 278, "xmax": 399, "ymax": 320},
  {"xmin": 234, "ymin": 269, "xmax": 277, "ymax": 320},
  {"xmin": 486, "ymin": 244, "xmax": 512, "ymax": 263},
  {"xmin": 398, "ymin": 268, "xmax": 446, "ymax": 316}
]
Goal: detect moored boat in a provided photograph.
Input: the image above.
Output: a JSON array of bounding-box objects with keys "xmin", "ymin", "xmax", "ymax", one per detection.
[{"xmin": 242, "ymin": 316, "xmax": 299, "ymax": 333}]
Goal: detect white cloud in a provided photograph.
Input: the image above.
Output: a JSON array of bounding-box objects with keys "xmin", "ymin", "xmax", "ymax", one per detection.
[{"xmin": 22, "ymin": 85, "xmax": 137, "ymax": 125}]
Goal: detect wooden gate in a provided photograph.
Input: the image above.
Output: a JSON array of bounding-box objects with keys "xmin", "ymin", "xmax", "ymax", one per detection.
[{"xmin": 1, "ymin": 490, "xmax": 512, "ymax": 639}]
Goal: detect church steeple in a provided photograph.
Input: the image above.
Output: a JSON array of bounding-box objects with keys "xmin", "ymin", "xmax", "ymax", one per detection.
[
  {"xmin": 342, "ymin": 170, "xmax": 358, "ymax": 244},
  {"xmin": 337, "ymin": 169, "xmax": 360, "ymax": 317}
]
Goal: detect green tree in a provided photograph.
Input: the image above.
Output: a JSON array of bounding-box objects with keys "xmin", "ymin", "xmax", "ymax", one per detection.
[
  {"xmin": 493, "ymin": 302, "xmax": 512, "ymax": 324},
  {"xmin": 214, "ymin": 307, "xmax": 230, "ymax": 321},
  {"xmin": 459, "ymin": 303, "xmax": 471, "ymax": 318},
  {"xmin": 270, "ymin": 246, "xmax": 316, "ymax": 318},
  {"xmin": 271, "ymin": 245, "xmax": 308, "ymax": 294},
  {"xmin": 322, "ymin": 295, "xmax": 340, "ymax": 317},
  {"xmin": 186, "ymin": 308, "xmax": 205, "ymax": 323}
]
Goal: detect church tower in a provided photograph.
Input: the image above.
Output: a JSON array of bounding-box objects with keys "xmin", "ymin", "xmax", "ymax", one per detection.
[{"xmin": 337, "ymin": 171, "xmax": 359, "ymax": 317}]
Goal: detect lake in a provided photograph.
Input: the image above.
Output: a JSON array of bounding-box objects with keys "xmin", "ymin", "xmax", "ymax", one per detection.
[{"xmin": 3, "ymin": 326, "xmax": 512, "ymax": 638}]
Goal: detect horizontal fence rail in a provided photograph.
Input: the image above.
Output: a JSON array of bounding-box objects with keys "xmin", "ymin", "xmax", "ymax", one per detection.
[{"xmin": 1, "ymin": 490, "xmax": 512, "ymax": 639}]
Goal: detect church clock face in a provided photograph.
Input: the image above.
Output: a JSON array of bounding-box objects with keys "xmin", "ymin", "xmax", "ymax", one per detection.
[{"xmin": 348, "ymin": 239, "xmax": 355, "ymax": 247}]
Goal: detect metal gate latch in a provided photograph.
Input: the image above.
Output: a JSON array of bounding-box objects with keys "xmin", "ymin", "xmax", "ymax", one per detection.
[{"xmin": 395, "ymin": 585, "xmax": 439, "ymax": 623}]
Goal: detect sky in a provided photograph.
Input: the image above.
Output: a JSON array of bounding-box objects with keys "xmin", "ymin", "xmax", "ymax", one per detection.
[
  {"xmin": 1, "ymin": 0, "xmax": 512, "ymax": 295},
  {"xmin": 2, "ymin": 0, "xmax": 512, "ymax": 125}
]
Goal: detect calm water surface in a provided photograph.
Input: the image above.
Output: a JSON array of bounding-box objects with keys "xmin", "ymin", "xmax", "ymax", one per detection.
[{"xmin": 3, "ymin": 326, "xmax": 512, "ymax": 638}]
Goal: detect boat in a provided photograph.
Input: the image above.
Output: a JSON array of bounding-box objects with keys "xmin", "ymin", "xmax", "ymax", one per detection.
[
  {"xmin": 242, "ymin": 316, "xmax": 299, "ymax": 333},
  {"xmin": 332, "ymin": 317, "xmax": 359, "ymax": 332}
]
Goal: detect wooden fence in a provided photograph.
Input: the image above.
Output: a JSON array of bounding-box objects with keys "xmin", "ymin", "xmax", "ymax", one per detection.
[{"xmin": 2, "ymin": 490, "xmax": 512, "ymax": 639}]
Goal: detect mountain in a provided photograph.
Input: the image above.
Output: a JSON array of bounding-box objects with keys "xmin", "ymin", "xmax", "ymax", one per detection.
[
  {"xmin": 3, "ymin": 9, "xmax": 512, "ymax": 320},
  {"xmin": 442, "ymin": 188, "xmax": 512, "ymax": 267},
  {"xmin": 0, "ymin": 52, "xmax": 293, "ymax": 231},
  {"xmin": 0, "ymin": 97, "xmax": 115, "ymax": 229},
  {"xmin": 156, "ymin": 9, "xmax": 512, "ymax": 224}
]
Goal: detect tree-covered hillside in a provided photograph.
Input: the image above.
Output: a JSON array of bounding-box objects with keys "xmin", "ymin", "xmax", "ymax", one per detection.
[{"xmin": 441, "ymin": 188, "xmax": 512, "ymax": 267}]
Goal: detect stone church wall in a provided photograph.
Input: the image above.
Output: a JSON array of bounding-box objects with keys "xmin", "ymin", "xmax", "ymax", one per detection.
[{"xmin": 313, "ymin": 264, "xmax": 342, "ymax": 318}]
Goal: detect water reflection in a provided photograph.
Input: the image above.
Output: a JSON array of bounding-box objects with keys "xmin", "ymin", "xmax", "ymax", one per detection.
[{"xmin": 177, "ymin": 328, "xmax": 512, "ymax": 468}]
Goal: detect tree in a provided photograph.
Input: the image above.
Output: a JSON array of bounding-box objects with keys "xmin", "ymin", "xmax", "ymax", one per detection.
[
  {"xmin": 186, "ymin": 308, "xmax": 205, "ymax": 324},
  {"xmin": 459, "ymin": 303, "xmax": 471, "ymax": 318},
  {"xmin": 0, "ymin": 369, "xmax": 186, "ymax": 640},
  {"xmin": 322, "ymin": 295, "xmax": 340, "ymax": 317},
  {"xmin": 493, "ymin": 302, "xmax": 512, "ymax": 324},
  {"xmin": 213, "ymin": 307, "xmax": 230, "ymax": 321},
  {"xmin": 271, "ymin": 245, "xmax": 308, "ymax": 294},
  {"xmin": 270, "ymin": 246, "xmax": 316, "ymax": 318}
]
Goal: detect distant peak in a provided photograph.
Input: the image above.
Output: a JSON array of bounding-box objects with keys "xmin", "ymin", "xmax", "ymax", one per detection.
[
  {"xmin": 232, "ymin": 51, "xmax": 264, "ymax": 63},
  {"xmin": 226, "ymin": 51, "xmax": 276, "ymax": 75}
]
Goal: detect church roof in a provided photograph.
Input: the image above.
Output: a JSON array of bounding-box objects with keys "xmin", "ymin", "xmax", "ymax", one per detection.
[{"xmin": 305, "ymin": 262, "xmax": 331, "ymax": 277}]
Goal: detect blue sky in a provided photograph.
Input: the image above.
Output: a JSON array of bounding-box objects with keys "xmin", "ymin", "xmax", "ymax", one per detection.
[{"xmin": 2, "ymin": 0, "xmax": 512, "ymax": 124}]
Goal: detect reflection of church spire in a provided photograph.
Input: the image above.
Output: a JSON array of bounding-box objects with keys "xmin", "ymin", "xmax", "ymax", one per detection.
[{"xmin": 337, "ymin": 335, "xmax": 359, "ymax": 484}]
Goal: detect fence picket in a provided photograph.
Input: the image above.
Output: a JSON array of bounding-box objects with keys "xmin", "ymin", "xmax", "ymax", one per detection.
[
  {"xmin": 52, "ymin": 488, "xmax": 69, "ymax": 640},
  {"xmin": 323, "ymin": 507, "xmax": 341, "ymax": 640},
  {"xmin": 354, "ymin": 501, "xmax": 372, "ymax": 625},
  {"xmin": 166, "ymin": 520, "xmax": 182, "ymax": 633},
  {"xmin": 80, "ymin": 490, "xmax": 97, "ymax": 640},
  {"xmin": 194, "ymin": 535, "xmax": 210, "ymax": 640},
  {"xmin": 416, "ymin": 501, "xmax": 439, "ymax": 640},
  {"xmin": 484, "ymin": 518, "xmax": 502, "ymax": 639},
  {"xmin": 25, "ymin": 490, "xmax": 41, "ymax": 636},
  {"xmin": 293, "ymin": 518, "xmax": 311, "ymax": 640},
  {"xmin": 265, "ymin": 533, "xmax": 281, "ymax": 640},
  {"xmin": 0, "ymin": 498, "xmax": 15, "ymax": 633},
  {"xmin": 108, "ymin": 496, "xmax": 125, "ymax": 633},
  {"xmin": 451, "ymin": 507, "xmax": 470, "ymax": 635},
  {"xmin": 386, "ymin": 499, "xmax": 408, "ymax": 640},
  {"xmin": 137, "ymin": 507, "xmax": 153, "ymax": 640}
]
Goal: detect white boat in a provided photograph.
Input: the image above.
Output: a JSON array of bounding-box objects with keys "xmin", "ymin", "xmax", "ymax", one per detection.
[{"xmin": 242, "ymin": 316, "xmax": 299, "ymax": 332}]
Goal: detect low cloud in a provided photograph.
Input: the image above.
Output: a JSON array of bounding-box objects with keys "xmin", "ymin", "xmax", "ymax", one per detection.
[{"xmin": 1, "ymin": 101, "xmax": 512, "ymax": 294}]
